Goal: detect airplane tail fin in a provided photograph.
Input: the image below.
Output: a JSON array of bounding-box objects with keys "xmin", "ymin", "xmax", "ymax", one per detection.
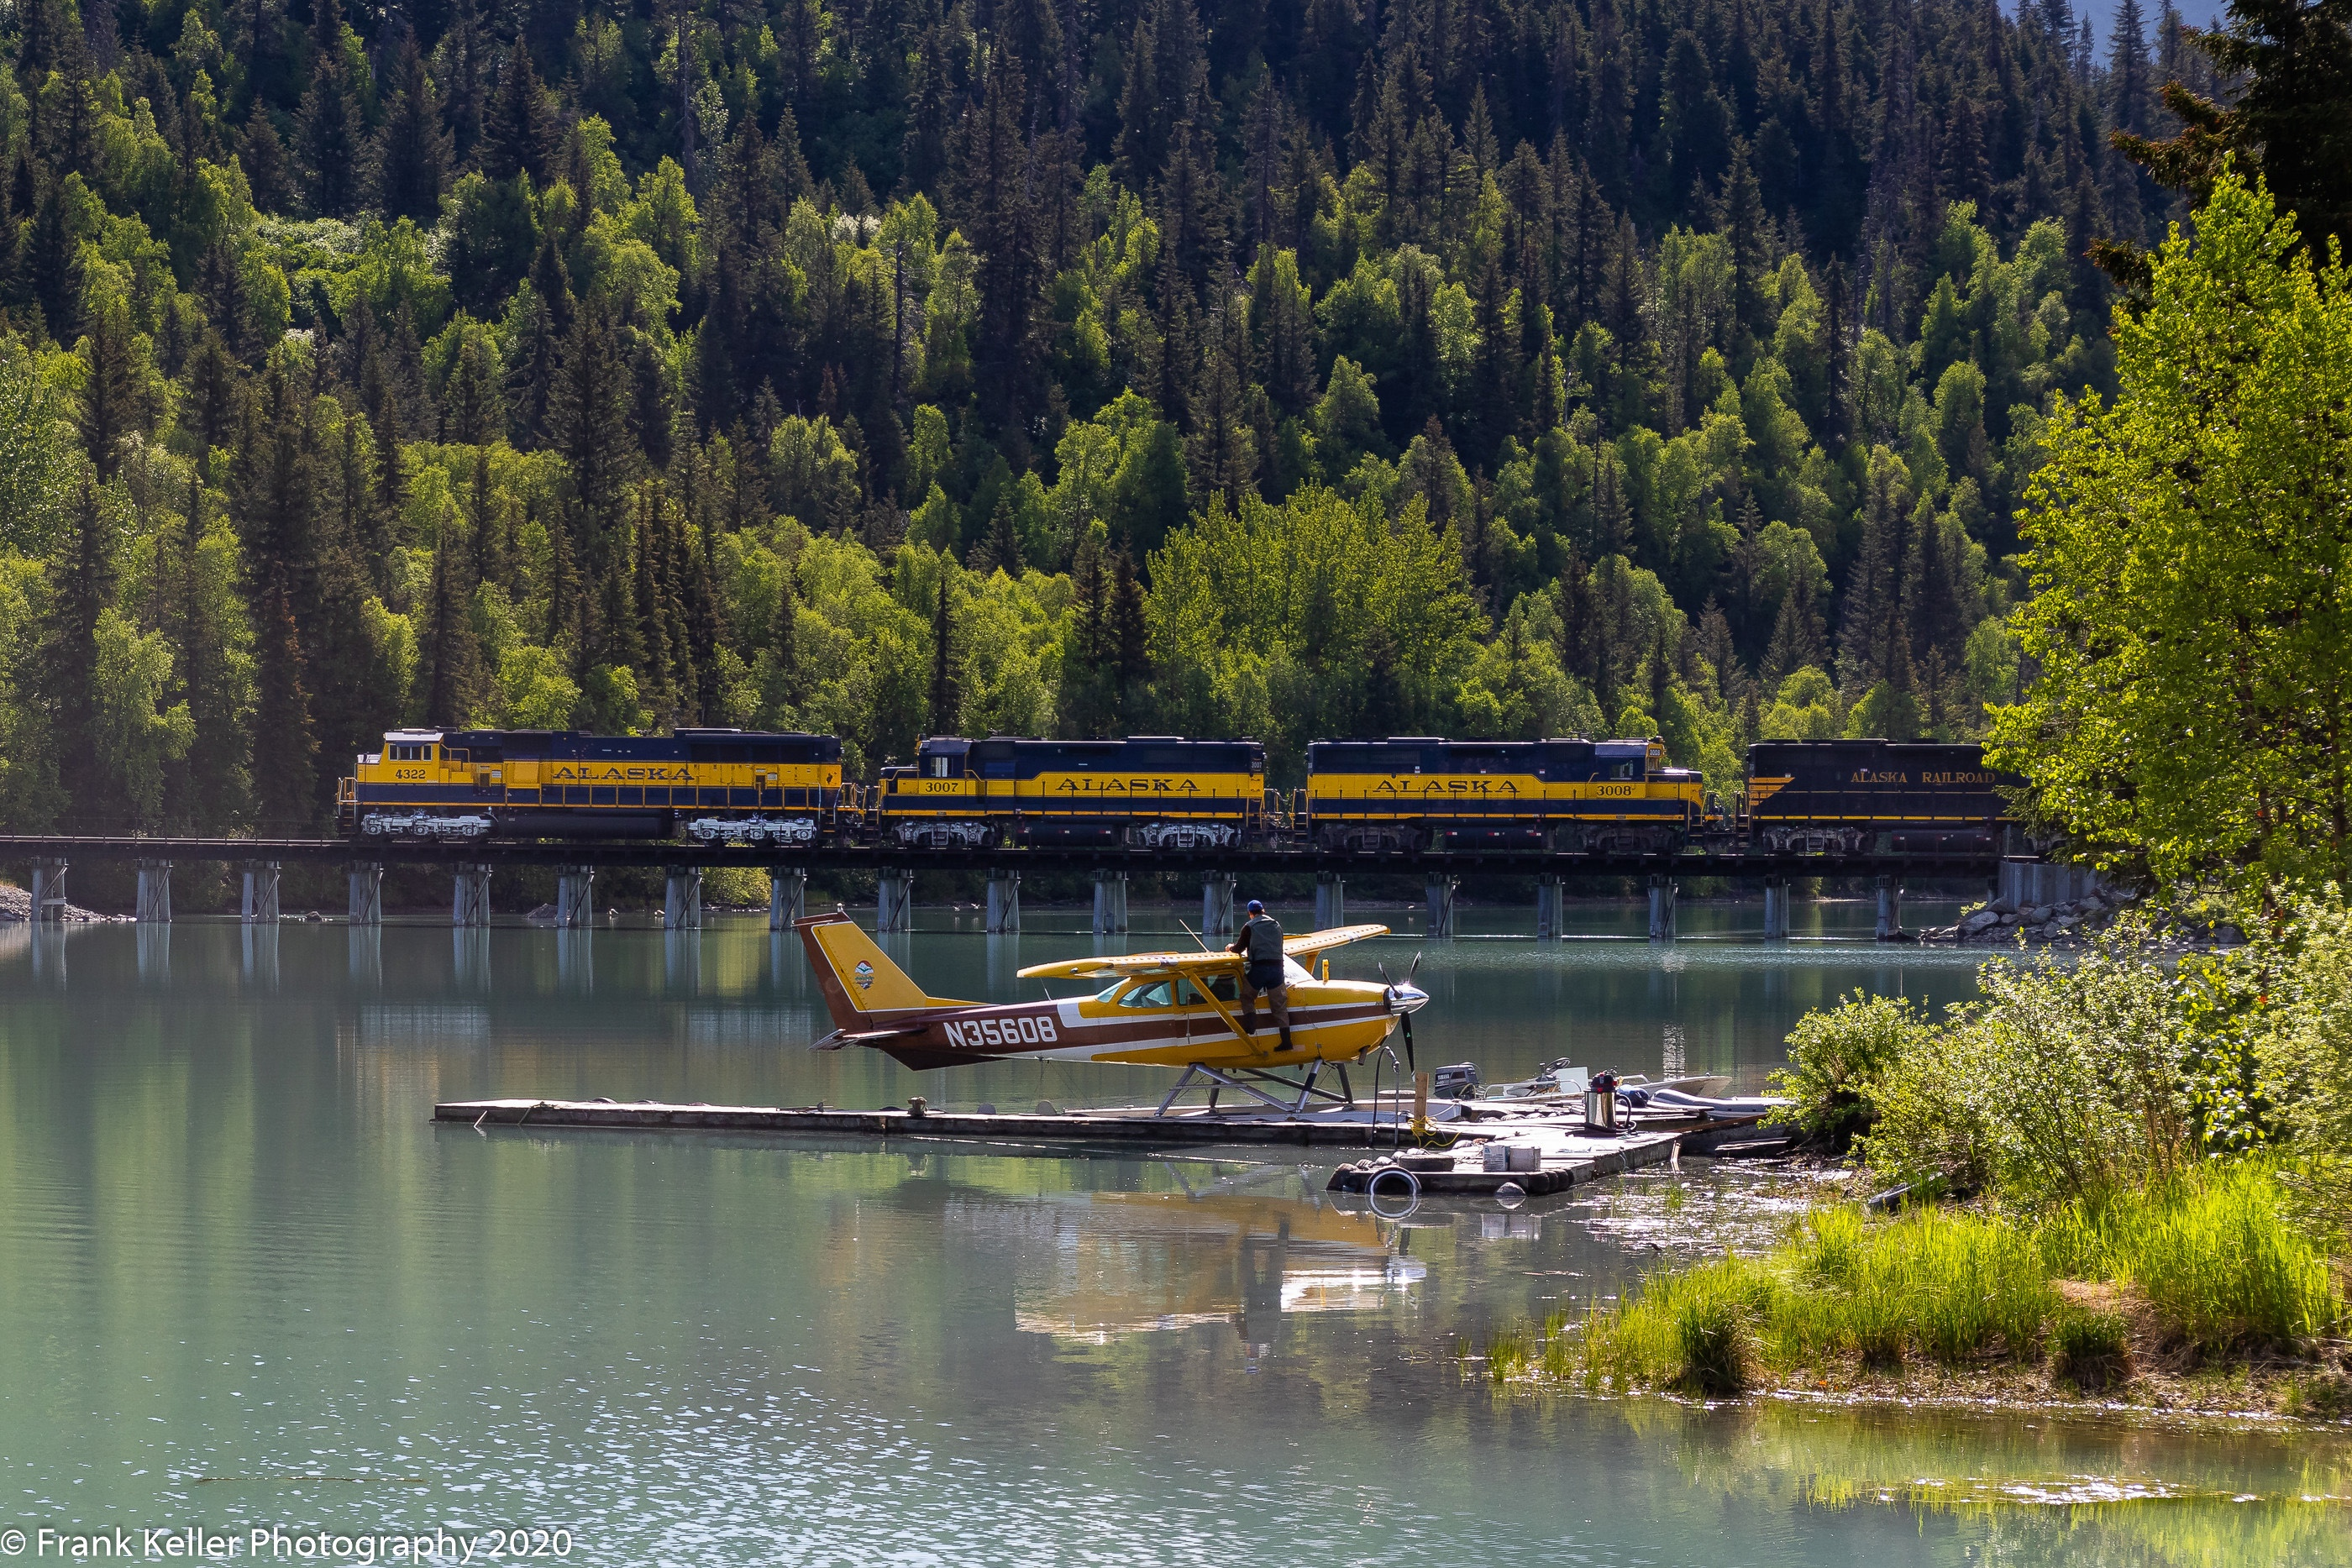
[{"xmin": 795, "ymin": 911, "xmax": 945, "ymax": 1030}]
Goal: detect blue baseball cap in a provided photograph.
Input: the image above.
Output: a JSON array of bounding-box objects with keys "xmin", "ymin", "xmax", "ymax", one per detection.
[{"xmin": 1246, "ymin": 899, "xmax": 1264, "ymax": 913}]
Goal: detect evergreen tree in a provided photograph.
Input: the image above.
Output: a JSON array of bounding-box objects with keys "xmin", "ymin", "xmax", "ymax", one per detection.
[
  {"xmin": 374, "ymin": 33, "xmax": 455, "ymax": 223},
  {"xmin": 928, "ymin": 575, "xmax": 958, "ymax": 733},
  {"xmin": 296, "ymin": 0, "xmax": 365, "ymax": 218},
  {"xmin": 420, "ymin": 503, "xmax": 486, "ymax": 724}
]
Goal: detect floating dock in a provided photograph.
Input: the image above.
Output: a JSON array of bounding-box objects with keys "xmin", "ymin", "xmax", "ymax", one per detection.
[
  {"xmin": 1326, "ymin": 1125, "xmax": 1682, "ymax": 1197},
  {"xmin": 433, "ymin": 1097, "xmax": 1686, "ymax": 1176}
]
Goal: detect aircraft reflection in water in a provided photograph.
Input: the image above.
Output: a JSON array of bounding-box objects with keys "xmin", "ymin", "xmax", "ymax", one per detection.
[{"xmin": 979, "ymin": 1170, "xmax": 1425, "ymax": 1360}]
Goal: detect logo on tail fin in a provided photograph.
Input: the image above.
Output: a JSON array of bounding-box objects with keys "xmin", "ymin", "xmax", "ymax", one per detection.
[{"xmin": 854, "ymin": 961, "xmax": 874, "ymax": 989}]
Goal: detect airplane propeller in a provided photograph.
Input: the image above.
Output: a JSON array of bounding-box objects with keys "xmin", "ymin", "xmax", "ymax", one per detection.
[{"xmin": 1378, "ymin": 952, "xmax": 1425, "ymax": 1072}]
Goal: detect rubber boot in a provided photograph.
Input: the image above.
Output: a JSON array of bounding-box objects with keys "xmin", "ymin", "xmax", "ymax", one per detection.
[
  {"xmin": 1239, "ymin": 1004, "xmax": 1257, "ymax": 1036},
  {"xmin": 1279, "ymin": 1025, "xmax": 1295, "ymax": 1052}
]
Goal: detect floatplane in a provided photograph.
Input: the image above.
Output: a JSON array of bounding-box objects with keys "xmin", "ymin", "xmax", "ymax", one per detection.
[{"xmin": 795, "ymin": 910, "xmax": 1430, "ymax": 1115}]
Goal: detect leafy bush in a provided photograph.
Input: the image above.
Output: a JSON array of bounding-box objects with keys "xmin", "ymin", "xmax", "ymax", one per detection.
[
  {"xmin": 1764, "ymin": 991, "xmax": 1930, "ymax": 1153},
  {"xmin": 1858, "ymin": 917, "xmax": 2198, "ymax": 1205}
]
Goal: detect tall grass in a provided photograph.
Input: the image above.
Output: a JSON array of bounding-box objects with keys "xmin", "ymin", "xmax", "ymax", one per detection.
[
  {"xmin": 1503, "ymin": 1165, "xmax": 2345, "ymax": 1398},
  {"xmin": 2114, "ymin": 1163, "xmax": 2341, "ymax": 1352}
]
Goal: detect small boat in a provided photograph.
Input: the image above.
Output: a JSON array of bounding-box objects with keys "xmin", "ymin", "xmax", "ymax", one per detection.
[{"xmin": 1457, "ymin": 1060, "xmax": 1792, "ymax": 1156}]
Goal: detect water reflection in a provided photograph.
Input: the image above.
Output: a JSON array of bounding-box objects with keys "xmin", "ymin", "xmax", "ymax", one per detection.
[
  {"xmin": 990, "ymin": 1177, "xmax": 1424, "ymax": 1353},
  {"xmin": 5, "ymin": 915, "xmax": 2338, "ymax": 1565}
]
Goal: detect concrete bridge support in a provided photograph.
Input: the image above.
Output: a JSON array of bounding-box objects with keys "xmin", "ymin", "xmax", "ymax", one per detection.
[
  {"xmin": 555, "ymin": 866, "xmax": 597, "ymax": 929},
  {"xmin": 452, "ymin": 863, "xmax": 493, "ymax": 928},
  {"xmin": 1762, "ymin": 875, "xmax": 1790, "ymax": 941},
  {"xmin": 1648, "ymin": 875, "xmax": 1677, "ymax": 941},
  {"xmin": 987, "ymin": 871, "xmax": 1022, "ymax": 934},
  {"xmin": 240, "ymin": 861, "xmax": 281, "ymax": 925},
  {"xmin": 29, "ymin": 857, "xmax": 67, "ymax": 922},
  {"xmin": 769, "ymin": 868, "xmax": 807, "ymax": 931},
  {"xmin": 1998, "ymin": 858, "xmax": 2103, "ymax": 909},
  {"xmin": 1314, "ymin": 873, "xmax": 1347, "ymax": 932},
  {"xmin": 136, "ymin": 859, "xmax": 172, "ymax": 924},
  {"xmin": 876, "ymin": 868, "xmax": 916, "ymax": 933},
  {"xmin": 663, "ymin": 867, "xmax": 703, "ymax": 931},
  {"xmin": 1876, "ymin": 875, "xmax": 1901, "ymax": 941},
  {"xmin": 1092, "ymin": 870, "xmax": 1129, "ymax": 936},
  {"xmin": 348, "ymin": 863, "xmax": 383, "ymax": 926},
  {"xmin": 1425, "ymin": 875, "xmax": 1458, "ymax": 938},
  {"xmin": 1535, "ymin": 874, "xmax": 1563, "ymax": 941},
  {"xmin": 1200, "ymin": 872, "xmax": 1236, "ymax": 941}
]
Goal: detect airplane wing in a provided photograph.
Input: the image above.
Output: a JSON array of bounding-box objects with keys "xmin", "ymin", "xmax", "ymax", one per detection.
[
  {"xmin": 1016, "ymin": 949, "xmax": 1241, "ymax": 982},
  {"xmin": 1285, "ymin": 923, "xmax": 1391, "ymax": 960},
  {"xmin": 1016, "ymin": 923, "xmax": 1392, "ymax": 982}
]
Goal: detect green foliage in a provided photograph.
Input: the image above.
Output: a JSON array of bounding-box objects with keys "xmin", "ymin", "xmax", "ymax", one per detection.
[
  {"xmin": 1992, "ymin": 170, "xmax": 2352, "ymax": 890},
  {"xmin": 1766, "ymin": 991, "xmax": 1932, "ymax": 1152},
  {"xmin": 2048, "ymin": 1308, "xmax": 2132, "ymax": 1390},
  {"xmin": 0, "ymin": 0, "xmax": 2202, "ymax": 826},
  {"xmin": 1858, "ymin": 919, "xmax": 2202, "ymax": 1205}
]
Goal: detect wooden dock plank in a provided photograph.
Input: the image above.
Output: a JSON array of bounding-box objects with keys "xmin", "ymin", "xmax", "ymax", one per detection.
[{"xmin": 433, "ymin": 1098, "xmax": 1685, "ymax": 1171}]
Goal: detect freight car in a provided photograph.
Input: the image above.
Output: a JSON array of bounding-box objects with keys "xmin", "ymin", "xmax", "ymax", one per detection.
[
  {"xmin": 1743, "ymin": 740, "xmax": 2020, "ymax": 853},
  {"xmin": 1300, "ymin": 737, "xmax": 1707, "ymax": 854},
  {"xmin": 338, "ymin": 727, "xmax": 853, "ymax": 844},
  {"xmin": 871, "ymin": 735, "xmax": 1270, "ymax": 849}
]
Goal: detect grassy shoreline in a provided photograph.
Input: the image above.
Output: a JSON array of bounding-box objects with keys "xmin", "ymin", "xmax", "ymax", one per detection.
[{"xmin": 1477, "ymin": 1162, "xmax": 2349, "ymax": 1419}]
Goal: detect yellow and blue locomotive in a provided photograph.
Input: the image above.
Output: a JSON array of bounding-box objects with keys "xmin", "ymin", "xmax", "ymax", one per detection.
[
  {"xmin": 872, "ymin": 735, "xmax": 1269, "ymax": 849},
  {"xmin": 1301, "ymin": 737, "xmax": 1708, "ymax": 853},
  {"xmin": 339, "ymin": 728, "xmax": 853, "ymax": 845}
]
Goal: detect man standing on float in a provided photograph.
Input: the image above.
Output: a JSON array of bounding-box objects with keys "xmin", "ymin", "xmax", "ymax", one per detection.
[{"xmin": 1228, "ymin": 898, "xmax": 1294, "ymax": 1052}]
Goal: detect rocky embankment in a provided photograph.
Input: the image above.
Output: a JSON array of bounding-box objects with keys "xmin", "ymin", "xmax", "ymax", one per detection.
[
  {"xmin": 1916, "ymin": 888, "xmax": 2244, "ymax": 950},
  {"xmin": 0, "ymin": 882, "xmax": 106, "ymax": 922}
]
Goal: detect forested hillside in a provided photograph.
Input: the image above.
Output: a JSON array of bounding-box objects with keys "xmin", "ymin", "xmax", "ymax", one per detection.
[{"xmin": 0, "ymin": 0, "xmax": 2216, "ymax": 831}]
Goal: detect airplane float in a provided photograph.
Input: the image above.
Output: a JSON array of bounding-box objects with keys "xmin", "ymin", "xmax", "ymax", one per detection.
[{"xmin": 795, "ymin": 910, "xmax": 1430, "ymax": 1114}]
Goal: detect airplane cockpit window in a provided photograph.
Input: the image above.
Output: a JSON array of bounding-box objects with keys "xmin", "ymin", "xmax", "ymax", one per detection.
[
  {"xmin": 1284, "ymin": 957, "xmax": 1314, "ymax": 987},
  {"xmin": 1173, "ymin": 975, "xmax": 1239, "ymax": 1005},
  {"xmin": 1117, "ymin": 980, "xmax": 1174, "ymax": 1009}
]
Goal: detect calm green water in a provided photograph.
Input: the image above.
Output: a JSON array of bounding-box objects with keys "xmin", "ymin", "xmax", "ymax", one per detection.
[{"xmin": 3, "ymin": 902, "xmax": 2345, "ymax": 1566}]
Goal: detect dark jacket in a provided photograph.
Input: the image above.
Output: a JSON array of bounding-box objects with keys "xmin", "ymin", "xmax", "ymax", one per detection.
[{"xmin": 1232, "ymin": 914, "xmax": 1284, "ymax": 972}]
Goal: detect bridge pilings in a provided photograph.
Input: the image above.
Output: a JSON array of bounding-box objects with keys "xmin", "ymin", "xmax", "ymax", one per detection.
[
  {"xmin": 1762, "ymin": 875, "xmax": 1790, "ymax": 941},
  {"xmin": 1313, "ymin": 872, "xmax": 1346, "ymax": 931},
  {"xmin": 240, "ymin": 861, "xmax": 280, "ymax": 925},
  {"xmin": 1876, "ymin": 875, "xmax": 1900, "ymax": 941},
  {"xmin": 136, "ymin": 858, "xmax": 171, "ymax": 924},
  {"xmin": 876, "ymin": 868, "xmax": 915, "ymax": 933},
  {"xmin": 1648, "ymin": 875, "xmax": 1677, "ymax": 941},
  {"xmin": 1092, "ymin": 869, "xmax": 1129, "ymax": 936},
  {"xmin": 1425, "ymin": 875, "xmax": 1457, "ymax": 938},
  {"xmin": 1200, "ymin": 871, "xmax": 1236, "ymax": 940},
  {"xmin": 1535, "ymin": 873, "xmax": 1562, "ymax": 940},
  {"xmin": 555, "ymin": 866, "xmax": 597, "ymax": 928},
  {"xmin": 348, "ymin": 863, "xmax": 383, "ymax": 926},
  {"xmin": 769, "ymin": 868, "xmax": 807, "ymax": 931},
  {"xmin": 452, "ymin": 863, "xmax": 492, "ymax": 928},
  {"xmin": 29, "ymin": 857, "xmax": 67, "ymax": 922},
  {"xmin": 988, "ymin": 871, "xmax": 1022, "ymax": 934},
  {"xmin": 663, "ymin": 867, "xmax": 703, "ymax": 930}
]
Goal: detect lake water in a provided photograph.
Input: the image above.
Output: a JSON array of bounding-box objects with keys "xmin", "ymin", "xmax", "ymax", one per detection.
[{"xmin": 3, "ymin": 900, "xmax": 2345, "ymax": 1566}]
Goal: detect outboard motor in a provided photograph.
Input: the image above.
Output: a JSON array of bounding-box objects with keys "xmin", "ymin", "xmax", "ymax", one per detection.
[
  {"xmin": 1584, "ymin": 1068, "xmax": 1622, "ymax": 1134},
  {"xmin": 1431, "ymin": 1063, "xmax": 1481, "ymax": 1100}
]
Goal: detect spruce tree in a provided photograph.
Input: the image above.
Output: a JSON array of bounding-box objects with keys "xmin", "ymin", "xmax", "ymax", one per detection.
[
  {"xmin": 421, "ymin": 502, "xmax": 486, "ymax": 725},
  {"xmin": 373, "ymin": 33, "xmax": 454, "ymax": 224},
  {"xmin": 928, "ymin": 575, "xmax": 958, "ymax": 734}
]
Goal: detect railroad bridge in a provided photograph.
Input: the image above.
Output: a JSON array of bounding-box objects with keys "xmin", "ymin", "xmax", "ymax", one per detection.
[{"xmin": 0, "ymin": 835, "xmax": 2097, "ymax": 942}]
